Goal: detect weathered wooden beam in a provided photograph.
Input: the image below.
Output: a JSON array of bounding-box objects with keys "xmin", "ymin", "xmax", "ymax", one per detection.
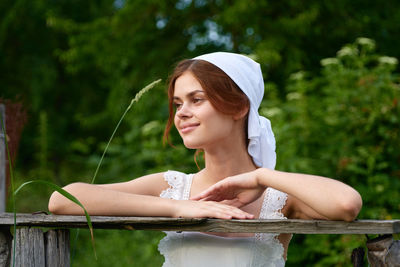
[{"xmin": 0, "ymin": 213, "xmax": 399, "ymax": 234}]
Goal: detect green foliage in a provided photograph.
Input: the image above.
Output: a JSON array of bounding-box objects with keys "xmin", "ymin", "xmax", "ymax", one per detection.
[{"xmin": 262, "ymin": 38, "xmax": 400, "ymax": 266}]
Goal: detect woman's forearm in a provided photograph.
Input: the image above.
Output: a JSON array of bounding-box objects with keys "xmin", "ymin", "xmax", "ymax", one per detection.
[
  {"xmin": 255, "ymin": 168, "xmax": 362, "ymax": 221},
  {"xmin": 48, "ymin": 182, "xmax": 176, "ymax": 217}
]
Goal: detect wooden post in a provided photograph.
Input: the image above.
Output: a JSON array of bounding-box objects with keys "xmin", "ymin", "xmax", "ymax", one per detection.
[
  {"xmin": 0, "ymin": 228, "xmax": 12, "ymax": 267},
  {"xmin": 44, "ymin": 229, "xmax": 70, "ymax": 267},
  {"xmin": 11, "ymin": 228, "xmax": 45, "ymax": 267},
  {"xmin": 0, "ymin": 104, "xmax": 5, "ymax": 212},
  {"xmin": 10, "ymin": 227, "xmax": 70, "ymax": 267}
]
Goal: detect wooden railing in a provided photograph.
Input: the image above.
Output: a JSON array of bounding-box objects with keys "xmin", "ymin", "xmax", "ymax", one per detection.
[{"xmin": 0, "ymin": 213, "xmax": 399, "ymax": 266}]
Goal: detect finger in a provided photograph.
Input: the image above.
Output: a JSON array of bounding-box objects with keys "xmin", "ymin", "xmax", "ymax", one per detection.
[
  {"xmin": 190, "ymin": 188, "xmax": 216, "ymax": 200},
  {"xmin": 197, "ymin": 205, "xmax": 234, "ymax": 220},
  {"xmin": 206, "ymin": 202, "xmax": 253, "ymax": 219},
  {"xmin": 191, "ymin": 183, "xmax": 227, "ymax": 200},
  {"xmin": 197, "ymin": 202, "xmax": 233, "ymax": 217},
  {"xmin": 190, "ymin": 200, "xmax": 254, "ymax": 220},
  {"xmin": 190, "ymin": 192, "xmax": 207, "ymax": 201},
  {"xmin": 190, "ymin": 194, "xmax": 203, "ymax": 201},
  {"xmin": 197, "ymin": 195, "xmax": 220, "ymax": 202},
  {"xmin": 227, "ymin": 209, "xmax": 254, "ymax": 219}
]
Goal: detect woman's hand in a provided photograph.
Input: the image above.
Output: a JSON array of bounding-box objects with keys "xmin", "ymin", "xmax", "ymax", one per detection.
[
  {"xmin": 190, "ymin": 170, "xmax": 266, "ymax": 208},
  {"xmin": 172, "ymin": 199, "xmax": 254, "ymax": 219}
]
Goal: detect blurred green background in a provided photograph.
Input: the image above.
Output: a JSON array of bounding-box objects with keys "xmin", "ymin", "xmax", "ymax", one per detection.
[{"xmin": 1, "ymin": 0, "xmax": 399, "ymax": 266}]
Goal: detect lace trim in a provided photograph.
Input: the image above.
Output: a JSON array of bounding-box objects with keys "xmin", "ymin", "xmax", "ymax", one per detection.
[
  {"xmin": 159, "ymin": 171, "xmax": 193, "ymax": 266},
  {"xmin": 160, "ymin": 171, "xmax": 187, "ymax": 200},
  {"xmin": 259, "ymin": 187, "xmax": 288, "ymax": 221},
  {"xmin": 158, "ymin": 232, "xmax": 182, "ymax": 267},
  {"xmin": 182, "ymin": 174, "xmax": 193, "ymax": 200},
  {"xmin": 255, "ymin": 187, "xmax": 288, "ymax": 256}
]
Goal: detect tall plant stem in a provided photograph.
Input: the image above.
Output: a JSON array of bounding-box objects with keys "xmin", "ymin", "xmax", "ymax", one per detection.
[{"xmin": 91, "ymin": 79, "xmax": 161, "ymax": 184}]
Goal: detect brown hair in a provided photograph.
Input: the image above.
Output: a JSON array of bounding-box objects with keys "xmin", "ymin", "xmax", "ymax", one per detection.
[{"xmin": 163, "ymin": 59, "xmax": 250, "ymax": 144}]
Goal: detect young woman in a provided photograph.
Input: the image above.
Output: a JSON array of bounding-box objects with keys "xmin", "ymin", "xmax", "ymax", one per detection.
[{"xmin": 48, "ymin": 52, "xmax": 362, "ymax": 266}]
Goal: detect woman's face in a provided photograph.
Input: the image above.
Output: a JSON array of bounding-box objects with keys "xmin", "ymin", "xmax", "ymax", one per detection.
[{"xmin": 173, "ymin": 72, "xmax": 237, "ymax": 150}]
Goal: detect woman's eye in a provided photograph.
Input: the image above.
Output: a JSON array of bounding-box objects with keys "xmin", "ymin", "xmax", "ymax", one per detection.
[
  {"xmin": 193, "ymin": 98, "xmax": 203, "ymax": 103},
  {"xmin": 174, "ymin": 102, "xmax": 182, "ymax": 109}
]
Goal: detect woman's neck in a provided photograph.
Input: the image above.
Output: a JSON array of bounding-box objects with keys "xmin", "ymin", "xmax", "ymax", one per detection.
[
  {"xmin": 195, "ymin": 116, "xmax": 255, "ymax": 184},
  {"xmin": 199, "ymin": 146, "xmax": 257, "ymax": 184}
]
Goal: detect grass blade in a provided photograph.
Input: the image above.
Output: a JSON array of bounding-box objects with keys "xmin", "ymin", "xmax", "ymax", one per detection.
[{"xmin": 14, "ymin": 180, "xmax": 97, "ymax": 259}]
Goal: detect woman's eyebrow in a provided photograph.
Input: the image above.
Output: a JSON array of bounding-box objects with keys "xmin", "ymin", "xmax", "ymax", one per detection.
[{"xmin": 173, "ymin": 90, "xmax": 205, "ymax": 100}]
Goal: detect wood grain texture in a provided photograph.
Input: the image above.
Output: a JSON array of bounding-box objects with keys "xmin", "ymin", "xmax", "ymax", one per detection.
[
  {"xmin": 10, "ymin": 228, "xmax": 46, "ymax": 267},
  {"xmin": 45, "ymin": 230, "xmax": 58, "ymax": 267},
  {"xmin": 0, "ymin": 228, "xmax": 11, "ymax": 267},
  {"xmin": 1, "ymin": 213, "xmax": 399, "ymax": 234},
  {"xmin": 8, "ymin": 227, "xmax": 69, "ymax": 267},
  {"xmin": 45, "ymin": 230, "xmax": 69, "ymax": 267},
  {"xmin": 32, "ymin": 228, "xmax": 45, "ymax": 267}
]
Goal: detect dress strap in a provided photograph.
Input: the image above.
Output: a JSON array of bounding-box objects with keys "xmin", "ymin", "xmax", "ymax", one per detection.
[{"xmin": 182, "ymin": 173, "xmax": 194, "ymax": 200}]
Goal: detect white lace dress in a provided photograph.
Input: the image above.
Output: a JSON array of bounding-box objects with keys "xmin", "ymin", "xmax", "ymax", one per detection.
[{"xmin": 158, "ymin": 170, "xmax": 288, "ymax": 267}]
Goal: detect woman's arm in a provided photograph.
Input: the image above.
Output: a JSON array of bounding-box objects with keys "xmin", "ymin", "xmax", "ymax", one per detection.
[
  {"xmin": 192, "ymin": 168, "xmax": 362, "ymax": 221},
  {"xmin": 48, "ymin": 172, "xmax": 168, "ymax": 215},
  {"xmin": 255, "ymin": 168, "xmax": 362, "ymax": 221},
  {"xmin": 49, "ymin": 182, "xmax": 176, "ymax": 216},
  {"xmin": 48, "ymin": 173, "xmax": 254, "ymax": 219}
]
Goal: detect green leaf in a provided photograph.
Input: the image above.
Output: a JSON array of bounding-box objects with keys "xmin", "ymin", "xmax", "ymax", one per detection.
[{"xmin": 14, "ymin": 180, "xmax": 97, "ymax": 259}]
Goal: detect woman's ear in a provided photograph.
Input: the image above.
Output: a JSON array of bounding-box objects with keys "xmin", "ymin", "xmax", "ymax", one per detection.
[{"xmin": 233, "ymin": 106, "xmax": 249, "ymax": 120}]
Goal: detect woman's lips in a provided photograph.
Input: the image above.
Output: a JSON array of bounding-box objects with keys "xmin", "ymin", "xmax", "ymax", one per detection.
[{"xmin": 180, "ymin": 123, "xmax": 200, "ymax": 134}]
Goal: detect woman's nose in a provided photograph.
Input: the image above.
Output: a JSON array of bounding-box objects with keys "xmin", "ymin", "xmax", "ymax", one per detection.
[{"xmin": 176, "ymin": 103, "xmax": 192, "ymax": 119}]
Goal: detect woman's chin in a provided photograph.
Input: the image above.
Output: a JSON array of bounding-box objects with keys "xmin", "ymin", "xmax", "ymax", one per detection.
[
  {"xmin": 182, "ymin": 140, "xmax": 203, "ymax": 150},
  {"xmin": 184, "ymin": 144, "xmax": 202, "ymax": 150}
]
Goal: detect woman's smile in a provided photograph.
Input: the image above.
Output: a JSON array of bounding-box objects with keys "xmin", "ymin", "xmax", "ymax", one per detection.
[{"xmin": 179, "ymin": 122, "xmax": 200, "ymax": 134}]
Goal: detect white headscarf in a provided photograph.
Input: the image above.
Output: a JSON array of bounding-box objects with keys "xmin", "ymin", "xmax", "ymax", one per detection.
[{"xmin": 194, "ymin": 52, "xmax": 276, "ymax": 169}]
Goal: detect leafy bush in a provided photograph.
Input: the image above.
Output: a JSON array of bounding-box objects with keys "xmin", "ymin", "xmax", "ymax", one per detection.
[{"xmin": 260, "ymin": 38, "xmax": 400, "ymax": 266}]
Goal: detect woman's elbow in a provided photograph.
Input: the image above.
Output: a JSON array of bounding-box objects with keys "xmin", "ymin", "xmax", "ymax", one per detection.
[
  {"xmin": 48, "ymin": 191, "xmax": 61, "ymax": 214},
  {"xmin": 340, "ymin": 192, "xmax": 363, "ymax": 222},
  {"xmin": 48, "ymin": 182, "xmax": 85, "ymax": 214}
]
